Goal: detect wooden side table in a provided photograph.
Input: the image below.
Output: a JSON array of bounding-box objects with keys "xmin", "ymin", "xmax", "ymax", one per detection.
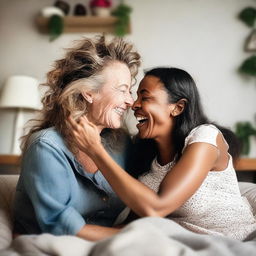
[
  {"xmin": 0, "ymin": 155, "xmax": 20, "ymax": 165},
  {"xmin": 234, "ymin": 158, "xmax": 256, "ymax": 183},
  {"xmin": 0, "ymin": 155, "xmax": 255, "ymax": 175},
  {"xmin": 0, "ymin": 154, "xmax": 21, "ymax": 174},
  {"xmin": 234, "ymin": 158, "xmax": 256, "ymax": 171}
]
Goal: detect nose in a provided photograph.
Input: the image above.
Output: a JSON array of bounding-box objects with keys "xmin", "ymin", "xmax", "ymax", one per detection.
[
  {"xmin": 125, "ymin": 93, "xmax": 134, "ymax": 107},
  {"xmin": 132, "ymin": 97, "xmax": 140, "ymax": 111}
]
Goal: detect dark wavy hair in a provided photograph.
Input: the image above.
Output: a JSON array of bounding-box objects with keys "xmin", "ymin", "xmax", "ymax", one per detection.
[{"xmin": 130, "ymin": 67, "xmax": 241, "ymax": 177}]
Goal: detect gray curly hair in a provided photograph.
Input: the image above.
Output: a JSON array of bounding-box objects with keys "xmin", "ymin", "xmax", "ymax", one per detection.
[{"xmin": 22, "ymin": 35, "xmax": 141, "ymax": 154}]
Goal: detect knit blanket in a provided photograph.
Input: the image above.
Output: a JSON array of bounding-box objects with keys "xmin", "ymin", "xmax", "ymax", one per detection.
[{"xmin": 1, "ymin": 217, "xmax": 256, "ymax": 256}]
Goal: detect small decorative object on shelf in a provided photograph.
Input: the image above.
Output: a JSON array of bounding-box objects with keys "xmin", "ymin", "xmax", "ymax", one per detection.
[
  {"xmin": 90, "ymin": 0, "xmax": 112, "ymax": 17},
  {"xmin": 41, "ymin": 6, "xmax": 64, "ymax": 18},
  {"xmin": 245, "ymin": 30, "xmax": 256, "ymax": 52},
  {"xmin": 112, "ymin": 1, "xmax": 132, "ymax": 37},
  {"xmin": 54, "ymin": 0, "xmax": 70, "ymax": 15},
  {"xmin": 235, "ymin": 121, "xmax": 256, "ymax": 156},
  {"xmin": 74, "ymin": 4, "xmax": 87, "ymax": 16}
]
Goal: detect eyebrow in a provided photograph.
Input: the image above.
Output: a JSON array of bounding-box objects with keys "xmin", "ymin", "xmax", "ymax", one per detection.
[
  {"xmin": 139, "ymin": 89, "xmax": 150, "ymax": 94},
  {"xmin": 115, "ymin": 84, "xmax": 131, "ymax": 90},
  {"xmin": 118, "ymin": 84, "xmax": 129, "ymax": 88}
]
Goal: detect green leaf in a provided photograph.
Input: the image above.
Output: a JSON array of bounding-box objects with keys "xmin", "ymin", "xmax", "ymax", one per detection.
[
  {"xmin": 235, "ymin": 121, "xmax": 256, "ymax": 155},
  {"xmin": 239, "ymin": 55, "xmax": 256, "ymax": 76},
  {"xmin": 48, "ymin": 15, "xmax": 64, "ymax": 42},
  {"xmin": 112, "ymin": 3, "xmax": 132, "ymax": 37},
  {"xmin": 239, "ymin": 7, "xmax": 256, "ymax": 27}
]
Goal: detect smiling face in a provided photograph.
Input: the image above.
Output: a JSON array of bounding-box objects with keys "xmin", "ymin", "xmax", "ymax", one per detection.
[
  {"xmin": 87, "ymin": 61, "xmax": 133, "ymax": 130},
  {"xmin": 132, "ymin": 75, "xmax": 175, "ymax": 141}
]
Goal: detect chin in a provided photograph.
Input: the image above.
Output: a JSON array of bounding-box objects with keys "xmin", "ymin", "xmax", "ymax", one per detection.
[
  {"xmin": 108, "ymin": 121, "xmax": 122, "ymax": 129},
  {"xmin": 138, "ymin": 130, "xmax": 150, "ymax": 139}
]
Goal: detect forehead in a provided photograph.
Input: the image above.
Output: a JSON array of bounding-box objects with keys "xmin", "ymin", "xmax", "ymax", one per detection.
[
  {"xmin": 103, "ymin": 61, "xmax": 131, "ymax": 80},
  {"xmin": 100, "ymin": 61, "xmax": 132, "ymax": 90},
  {"xmin": 138, "ymin": 75, "xmax": 166, "ymax": 94}
]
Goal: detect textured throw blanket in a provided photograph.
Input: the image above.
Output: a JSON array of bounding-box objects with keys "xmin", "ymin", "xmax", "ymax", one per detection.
[{"xmin": 1, "ymin": 217, "xmax": 256, "ymax": 256}]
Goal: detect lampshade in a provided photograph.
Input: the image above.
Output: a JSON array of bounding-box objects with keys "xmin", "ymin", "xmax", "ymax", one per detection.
[{"xmin": 0, "ymin": 75, "xmax": 40, "ymax": 110}]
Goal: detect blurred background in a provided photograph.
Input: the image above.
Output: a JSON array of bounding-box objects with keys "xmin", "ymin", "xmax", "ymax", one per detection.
[{"xmin": 0, "ymin": 0, "xmax": 255, "ymax": 173}]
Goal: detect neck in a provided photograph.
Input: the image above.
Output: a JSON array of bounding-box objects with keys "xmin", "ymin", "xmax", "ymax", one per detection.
[
  {"xmin": 86, "ymin": 115, "xmax": 104, "ymax": 134},
  {"xmin": 155, "ymin": 135, "xmax": 175, "ymax": 166}
]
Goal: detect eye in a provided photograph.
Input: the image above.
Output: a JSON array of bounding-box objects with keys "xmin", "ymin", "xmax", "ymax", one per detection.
[
  {"xmin": 118, "ymin": 88, "xmax": 127, "ymax": 94},
  {"xmin": 141, "ymin": 97, "xmax": 150, "ymax": 101}
]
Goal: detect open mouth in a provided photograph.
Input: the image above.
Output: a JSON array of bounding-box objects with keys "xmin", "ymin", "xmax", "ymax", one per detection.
[
  {"xmin": 114, "ymin": 107, "xmax": 126, "ymax": 116},
  {"xmin": 136, "ymin": 115, "xmax": 149, "ymax": 127}
]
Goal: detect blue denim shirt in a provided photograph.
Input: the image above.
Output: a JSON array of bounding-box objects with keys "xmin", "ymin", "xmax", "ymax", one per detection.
[{"xmin": 13, "ymin": 127, "xmax": 132, "ymax": 236}]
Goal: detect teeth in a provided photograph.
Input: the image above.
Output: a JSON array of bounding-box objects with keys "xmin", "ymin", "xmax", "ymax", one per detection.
[
  {"xmin": 136, "ymin": 116, "xmax": 148, "ymax": 121},
  {"xmin": 114, "ymin": 107, "xmax": 125, "ymax": 115}
]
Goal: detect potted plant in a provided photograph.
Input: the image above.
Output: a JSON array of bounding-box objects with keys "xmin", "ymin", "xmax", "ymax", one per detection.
[
  {"xmin": 235, "ymin": 121, "xmax": 256, "ymax": 156},
  {"xmin": 40, "ymin": 6, "xmax": 65, "ymax": 42},
  {"xmin": 90, "ymin": 0, "xmax": 112, "ymax": 17},
  {"xmin": 112, "ymin": 1, "xmax": 132, "ymax": 37},
  {"xmin": 239, "ymin": 7, "xmax": 256, "ymax": 74}
]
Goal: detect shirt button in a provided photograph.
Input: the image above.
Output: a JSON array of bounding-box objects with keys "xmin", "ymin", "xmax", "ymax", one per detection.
[{"xmin": 102, "ymin": 196, "xmax": 108, "ymax": 202}]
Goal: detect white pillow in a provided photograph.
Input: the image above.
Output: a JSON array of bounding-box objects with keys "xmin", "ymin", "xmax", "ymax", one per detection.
[
  {"xmin": 0, "ymin": 175, "xmax": 18, "ymax": 250},
  {"xmin": 239, "ymin": 182, "xmax": 256, "ymax": 215}
]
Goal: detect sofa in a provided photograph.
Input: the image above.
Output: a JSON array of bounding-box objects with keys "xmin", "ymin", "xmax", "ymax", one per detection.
[
  {"xmin": 0, "ymin": 175, "xmax": 18, "ymax": 250},
  {"xmin": 0, "ymin": 175, "xmax": 256, "ymax": 255}
]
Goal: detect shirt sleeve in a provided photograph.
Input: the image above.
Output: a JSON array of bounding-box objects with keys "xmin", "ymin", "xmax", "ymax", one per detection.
[
  {"xmin": 183, "ymin": 125, "xmax": 220, "ymax": 150},
  {"xmin": 22, "ymin": 139, "xmax": 85, "ymax": 235}
]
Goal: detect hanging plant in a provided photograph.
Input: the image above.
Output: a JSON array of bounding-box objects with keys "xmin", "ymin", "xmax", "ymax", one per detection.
[
  {"xmin": 48, "ymin": 14, "xmax": 64, "ymax": 42},
  {"xmin": 235, "ymin": 121, "xmax": 256, "ymax": 155},
  {"xmin": 112, "ymin": 2, "xmax": 132, "ymax": 37},
  {"xmin": 40, "ymin": 6, "xmax": 65, "ymax": 42},
  {"xmin": 238, "ymin": 7, "xmax": 256, "ymax": 76},
  {"xmin": 239, "ymin": 7, "xmax": 256, "ymax": 27},
  {"xmin": 239, "ymin": 55, "xmax": 256, "ymax": 76}
]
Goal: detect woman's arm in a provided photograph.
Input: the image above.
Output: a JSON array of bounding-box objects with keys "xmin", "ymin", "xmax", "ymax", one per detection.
[
  {"xmin": 77, "ymin": 225, "xmax": 121, "ymax": 241},
  {"xmin": 91, "ymin": 142, "xmax": 218, "ymax": 217},
  {"xmin": 69, "ymin": 116, "xmax": 218, "ymax": 217}
]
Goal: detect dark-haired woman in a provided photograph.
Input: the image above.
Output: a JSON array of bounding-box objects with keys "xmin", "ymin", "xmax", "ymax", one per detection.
[{"xmin": 69, "ymin": 67, "xmax": 256, "ymax": 241}]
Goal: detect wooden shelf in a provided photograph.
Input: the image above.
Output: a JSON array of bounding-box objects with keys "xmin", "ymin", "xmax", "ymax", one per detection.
[
  {"xmin": 35, "ymin": 16, "xmax": 131, "ymax": 34},
  {"xmin": 0, "ymin": 155, "xmax": 255, "ymax": 172},
  {"xmin": 0, "ymin": 155, "xmax": 20, "ymax": 166}
]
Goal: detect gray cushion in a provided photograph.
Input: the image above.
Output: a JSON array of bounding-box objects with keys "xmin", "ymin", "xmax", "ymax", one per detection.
[
  {"xmin": 239, "ymin": 182, "xmax": 256, "ymax": 215},
  {"xmin": 0, "ymin": 175, "xmax": 18, "ymax": 250}
]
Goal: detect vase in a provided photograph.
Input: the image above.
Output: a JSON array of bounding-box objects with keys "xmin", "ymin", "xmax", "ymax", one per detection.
[{"xmin": 91, "ymin": 7, "xmax": 111, "ymax": 17}]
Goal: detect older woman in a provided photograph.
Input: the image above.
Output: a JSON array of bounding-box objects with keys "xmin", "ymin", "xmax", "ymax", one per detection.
[{"xmin": 13, "ymin": 36, "xmax": 140, "ymax": 241}]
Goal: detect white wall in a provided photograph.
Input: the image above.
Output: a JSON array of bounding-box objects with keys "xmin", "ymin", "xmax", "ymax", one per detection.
[{"xmin": 0, "ymin": 0, "xmax": 256, "ymax": 155}]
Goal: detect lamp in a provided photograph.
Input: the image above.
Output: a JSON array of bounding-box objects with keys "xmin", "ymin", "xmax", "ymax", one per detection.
[{"xmin": 0, "ymin": 76, "xmax": 40, "ymax": 154}]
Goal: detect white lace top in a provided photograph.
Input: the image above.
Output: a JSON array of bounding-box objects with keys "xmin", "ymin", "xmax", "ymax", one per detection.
[{"xmin": 115, "ymin": 124, "xmax": 256, "ymax": 240}]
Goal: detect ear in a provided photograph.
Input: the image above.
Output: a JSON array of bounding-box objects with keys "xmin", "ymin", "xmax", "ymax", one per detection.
[
  {"xmin": 170, "ymin": 99, "xmax": 187, "ymax": 117},
  {"xmin": 81, "ymin": 91, "xmax": 93, "ymax": 104}
]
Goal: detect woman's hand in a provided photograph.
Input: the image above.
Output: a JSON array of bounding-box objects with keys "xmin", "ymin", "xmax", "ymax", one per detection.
[{"xmin": 68, "ymin": 115, "xmax": 103, "ymax": 157}]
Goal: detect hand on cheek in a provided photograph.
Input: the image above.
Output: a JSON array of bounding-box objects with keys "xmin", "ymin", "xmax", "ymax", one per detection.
[{"xmin": 68, "ymin": 115, "xmax": 102, "ymax": 156}]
